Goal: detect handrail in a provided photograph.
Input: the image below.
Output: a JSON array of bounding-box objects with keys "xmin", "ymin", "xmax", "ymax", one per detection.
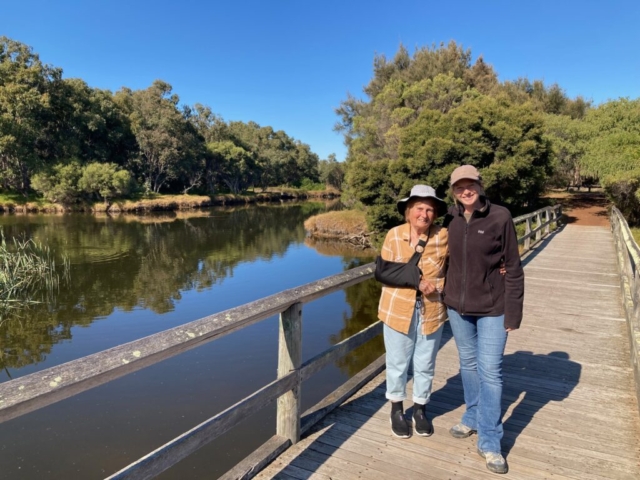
[
  {"xmin": 609, "ymin": 207, "xmax": 640, "ymax": 416},
  {"xmin": 0, "ymin": 264, "xmax": 375, "ymax": 423},
  {"xmin": 514, "ymin": 204, "xmax": 562, "ymax": 253},
  {"xmin": 0, "ymin": 203, "xmax": 562, "ymax": 480}
]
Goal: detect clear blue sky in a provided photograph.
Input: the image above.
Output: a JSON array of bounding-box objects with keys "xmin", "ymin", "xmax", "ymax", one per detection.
[{"xmin": 2, "ymin": 0, "xmax": 639, "ymax": 161}]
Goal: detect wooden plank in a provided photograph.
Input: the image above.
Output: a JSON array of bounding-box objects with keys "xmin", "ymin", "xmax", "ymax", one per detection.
[
  {"xmin": 301, "ymin": 355, "xmax": 385, "ymax": 435},
  {"xmin": 219, "ymin": 435, "xmax": 291, "ymax": 480},
  {"xmin": 335, "ymin": 406, "xmax": 630, "ymax": 480}
]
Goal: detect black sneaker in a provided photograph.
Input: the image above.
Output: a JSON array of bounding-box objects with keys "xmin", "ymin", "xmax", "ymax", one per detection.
[
  {"xmin": 390, "ymin": 409, "xmax": 410, "ymax": 438},
  {"xmin": 412, "ymin": 404, "xmax": 433, "ymax": 437}
]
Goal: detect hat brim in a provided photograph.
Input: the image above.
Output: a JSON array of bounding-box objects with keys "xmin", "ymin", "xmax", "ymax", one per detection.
[
  {"xmin": 450, "ymin": 175, "xmax": 481, "ymax": 186},
  {"xmin": 397, "ymin": 195, "xmax": 448, "ymax": 217}
]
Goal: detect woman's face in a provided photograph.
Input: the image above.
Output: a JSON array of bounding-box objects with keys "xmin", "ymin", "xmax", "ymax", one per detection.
[
  {"xmin": 452, "ymin": 179, "xmax": 483, "ymax": 211},
  {"xmin": 407, "ymin": 198, "xmax": 437, "ymax": 232}
]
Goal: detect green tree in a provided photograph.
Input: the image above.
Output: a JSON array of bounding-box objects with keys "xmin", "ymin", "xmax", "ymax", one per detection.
[
  {"xmin": 0, "ymin": 37, "xmax": 62, "ymax": 194},
  {"xmin": 580, "ymin": 98, "xmax": 640, "ymax": 223},
  {"xmin": 31, "ymin": 161, "xmax": 83, "ymax": 204},
  {"xmin": 48, "ymin": 79, "xmax": 137, "ymax": 166},
  {"xmin": 339, "ymin": 43, "xmax": 555, "ymax": 236},
  {"xmin": 121, "ymin": 80, "xmax": 195, "ymax": 193},
  {"xmin": 318, "ymin": 153, "xmax": 344, "ymax": 190},
  {"xmin": 78, "ymin": 162, "xmax": 133, "ymax": 204},
  {"xmin": 544, "ymin": 114, "xmax": 586, "ymax": 189},
  {"xmin": 207, "ymin": 140, "xmax": 255, "ymax": 194}
]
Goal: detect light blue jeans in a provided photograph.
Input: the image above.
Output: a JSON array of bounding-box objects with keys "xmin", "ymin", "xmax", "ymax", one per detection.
[
  {"xmin": 447, "ymin": 307, "xmax": 508, "ymax": 453},
  {"xmin": 384, "ymin": 305, "xmax": 444, "ymax": 404}
]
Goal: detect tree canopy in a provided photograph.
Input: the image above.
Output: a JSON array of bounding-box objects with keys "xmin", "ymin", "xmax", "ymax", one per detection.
[
  {"xmin": 336, "ymin": 41, "xmax": 586, "ymax": 234},
  {"xmin": 0, "ymin": 37, "xmax": 327, "ymax": 204}
]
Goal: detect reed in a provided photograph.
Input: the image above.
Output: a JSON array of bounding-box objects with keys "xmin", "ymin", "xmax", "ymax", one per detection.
[{"xmin": 0, "ymin": 230, "xmax": 69, "ymax": 321}]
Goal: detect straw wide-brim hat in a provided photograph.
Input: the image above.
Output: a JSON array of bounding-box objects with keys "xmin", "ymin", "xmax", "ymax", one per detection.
[{"xmin": 396, "ymin": 185, "xmax": 448, "ymax": 216}]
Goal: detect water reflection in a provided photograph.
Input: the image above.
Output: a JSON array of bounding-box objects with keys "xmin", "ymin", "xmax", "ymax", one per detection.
[
  {"xmin": 0, "ymin": 202, "xmax": 329, "ymax": 374},
  {"xmin": 0, "ymin": 202, "xmax": 386, "ymax": 480}
]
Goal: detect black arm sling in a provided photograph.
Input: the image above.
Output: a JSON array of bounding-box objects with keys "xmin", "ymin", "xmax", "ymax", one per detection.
[{"xmin": 374, "ymin": 235, "xmax": 428, "ymax": 290}]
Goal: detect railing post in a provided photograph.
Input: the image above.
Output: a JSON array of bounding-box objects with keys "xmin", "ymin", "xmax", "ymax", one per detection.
[
  {"xmin": 525, "ymin": 217, "xmax": 532, "ymax": 252},
  {"xmin": 535, "ymin": 212, "xmax": 542, "ymax": 243},
  {"xmin": 545, "ymin": 208, "xmax": 550, "ymax": 235},
  {"xmin": 557, "ymin": 205, "xmax": 563, "ymax": 227},
  {"xmin": 277, "ymin": 302, "xmax": 302, "ymax": 444}
]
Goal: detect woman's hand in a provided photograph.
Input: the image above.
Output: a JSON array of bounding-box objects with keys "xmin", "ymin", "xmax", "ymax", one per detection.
[{"xmin": 419, "ymin": 280, "xmax": 436, "ymax": 295}]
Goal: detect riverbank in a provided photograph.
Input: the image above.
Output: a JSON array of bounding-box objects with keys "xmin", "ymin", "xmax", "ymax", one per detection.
[{"xmin": 0, "ymin": 188, "xmax": 339, "ymax": 214}]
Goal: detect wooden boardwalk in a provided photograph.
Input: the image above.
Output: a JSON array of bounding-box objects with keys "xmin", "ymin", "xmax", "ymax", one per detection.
[{"xmin": 256, "ymin": 225, "xmax": 640, "ymax": 479}]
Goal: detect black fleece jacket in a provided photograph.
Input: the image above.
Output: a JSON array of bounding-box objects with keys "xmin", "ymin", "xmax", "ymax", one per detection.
[{"xmin": 443, "ymin": 199, "xmax": 524, "ymax": 329}]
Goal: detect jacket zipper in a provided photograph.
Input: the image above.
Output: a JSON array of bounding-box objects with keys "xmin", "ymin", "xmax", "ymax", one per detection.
[{"xmin": 460, "ymin": 219, "xmax": 469, "ymax": 314}]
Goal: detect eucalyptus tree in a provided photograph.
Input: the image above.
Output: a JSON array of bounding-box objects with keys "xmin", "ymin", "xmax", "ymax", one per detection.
[{"xmin": 120, "ymin": 80, "xmax": 200, "ymax": 194}]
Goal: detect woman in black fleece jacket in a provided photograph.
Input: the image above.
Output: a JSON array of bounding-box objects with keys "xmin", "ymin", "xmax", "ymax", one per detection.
[{"xmin": 442, "ymin": 165, "xmax": 524, "ymax": 475}]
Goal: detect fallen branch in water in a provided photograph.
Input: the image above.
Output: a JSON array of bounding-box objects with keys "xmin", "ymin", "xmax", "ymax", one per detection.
[{"xmin": 340, "ymin": 233, "xmax": 373, "ymax": 249}]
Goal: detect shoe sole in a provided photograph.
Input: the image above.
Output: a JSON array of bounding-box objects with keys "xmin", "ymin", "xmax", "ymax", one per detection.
[
  {"xmin": 477, "ymin": 450, "xmax": 508, "ymax": 474},
  {"xmin": 389, "ymin": 418, "xmax": 410, "ymax": 439},
  {"xmin": 413, "ymin": 420, "xmax": 433, "ymax": 437}
]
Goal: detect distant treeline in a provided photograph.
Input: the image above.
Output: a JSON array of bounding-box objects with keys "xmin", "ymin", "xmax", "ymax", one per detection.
[
  {"xmin": 0, "ymin": 37, "xmax": 345, "ymax": 205},
  {"xmin": 337, "ymin": 42, "xmax": 640, "ymax": 231}
]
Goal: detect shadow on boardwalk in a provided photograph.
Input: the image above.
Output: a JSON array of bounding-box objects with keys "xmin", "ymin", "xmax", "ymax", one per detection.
[
  {"xmin": 264, "ymin": 339, "xmax": 581, "ymax": 478},
  {"xmin": 429, "ymin": 348, "xmax": 581, "ymax": 456}
]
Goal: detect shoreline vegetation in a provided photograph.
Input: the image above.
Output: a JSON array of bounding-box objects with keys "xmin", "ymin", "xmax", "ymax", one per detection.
[
  {"xmin": 304, "ymin": 210, "xmax": 372, "ymax": 248},
  {"xmin": 0, "ymin": 188, "xmax": 339, "ymax": 214},
  {"xmin": 303, "ymin": 189, "xmax": 614, "ymax": 250}
]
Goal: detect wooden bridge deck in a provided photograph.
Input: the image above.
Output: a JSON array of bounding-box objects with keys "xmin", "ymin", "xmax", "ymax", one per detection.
[{"xmin": 256, "ymin": 225, "xmax": 640, "ymax": 480}]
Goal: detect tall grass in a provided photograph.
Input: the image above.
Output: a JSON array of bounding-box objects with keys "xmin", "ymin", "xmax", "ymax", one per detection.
[{"xmin": 0, "ymin": 230, "xmax": 69, "ymax": 322}]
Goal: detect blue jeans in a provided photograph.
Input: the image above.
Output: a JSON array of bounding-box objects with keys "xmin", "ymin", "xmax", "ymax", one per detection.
[
  {"xmin": 384, "ymin": 305, "xmax": 444, "ymax": 404},
  {"xmin": 447, "ymin": 307, "xmax": 507, "ymax": 453}
]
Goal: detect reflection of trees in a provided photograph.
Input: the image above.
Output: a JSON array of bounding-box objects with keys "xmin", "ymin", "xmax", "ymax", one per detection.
[
  {"xmin": 331, "ymin": 257, "xmax": 385, "ymax": 377},
  {"xmin": 304, "ymin": 238, "xmax": 374, "ymax": 258},
  {"xmin": 0, "ymin": 203, "xmax": 326, "ymax": 372}
]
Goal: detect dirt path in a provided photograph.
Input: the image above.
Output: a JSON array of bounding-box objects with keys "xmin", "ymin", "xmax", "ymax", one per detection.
[{"xmin": 545, "ymin": 191, "xmax": 610, "ymax": 227}]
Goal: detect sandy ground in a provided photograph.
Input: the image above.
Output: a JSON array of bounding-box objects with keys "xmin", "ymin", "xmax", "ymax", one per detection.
[{"xmin": 544, "ymin": 191, "xmax": 610, "ymax": 227}]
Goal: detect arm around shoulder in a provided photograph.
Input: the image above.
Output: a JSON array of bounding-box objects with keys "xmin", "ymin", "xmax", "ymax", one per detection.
[{"xmin": 503, "ymin": 214, "xmax": 524, "ymax": 329}]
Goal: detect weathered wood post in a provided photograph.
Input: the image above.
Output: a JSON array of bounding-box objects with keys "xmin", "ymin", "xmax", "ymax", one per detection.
[
  {"xmin": 524, "ymin": 217, "xmax": 532, "ymax": 252},
  {"xmin": 544, "ymin": 208, "xmax": 550, "ymax": 236},
  {"xmin": 535, "ymin": 211, "xmax": 542, "ymax": 243},
  {"xmin": 557, "ymin": 205, "xmax": 563, "ymax": 227},
  {"xmin": 276, "ymin": 302, "xmax": 302, "ymax": 444}
]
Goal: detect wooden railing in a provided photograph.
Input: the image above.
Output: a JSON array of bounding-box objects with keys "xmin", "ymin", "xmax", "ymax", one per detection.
[
  {"xmin": 609, "ymin": 207, "xmax": 640, "ymax": 415},
  {"xmin": 513, "ymin": 204, "xmax": 563, "ymax": 254},
  {"xmin": 0, "ymin": 204, "xmax": 562, "ymax": 480}
]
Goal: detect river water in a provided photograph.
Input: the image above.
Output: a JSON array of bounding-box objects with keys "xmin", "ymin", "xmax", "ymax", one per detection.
[{"xmin": 0, "ymin": 201, "xmax": 382, "ymax": 479}]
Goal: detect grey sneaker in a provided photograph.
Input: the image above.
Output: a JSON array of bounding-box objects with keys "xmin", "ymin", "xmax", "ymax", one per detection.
[
  {"xmin": 449, "ymin": 422, "xmax": 476, "ymax": 438},
  {"xmin": 477, "ymin": 450, "xmax": 508, "ymax": 474}
]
